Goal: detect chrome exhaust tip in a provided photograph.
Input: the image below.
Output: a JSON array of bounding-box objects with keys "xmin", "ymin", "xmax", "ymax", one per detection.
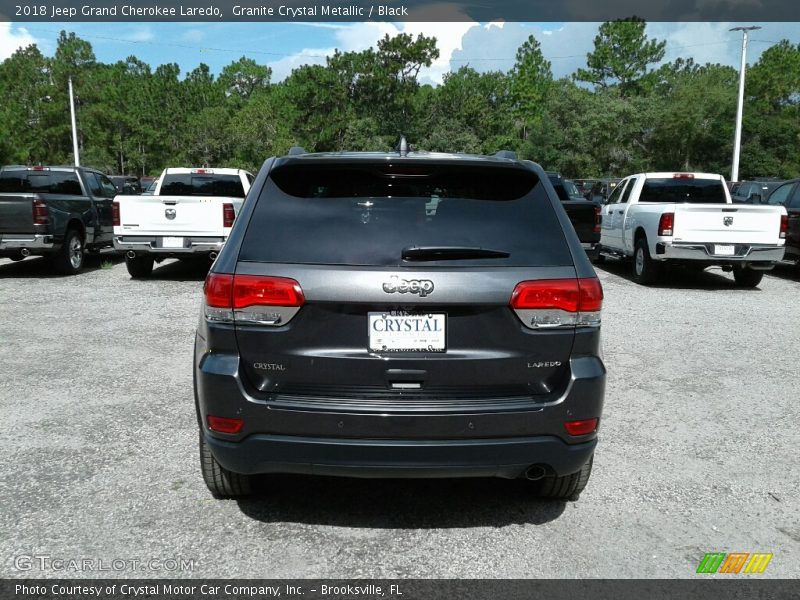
[
  {"xmin": 209, "ymin": 251, "xmax": 218, "ymax": 260},
  {"xmin": 20, "ymin": 248, "xmax": 31, "ymax": 257},
  {"xmin": 126, "ymin": 250, "xmax": 136, "ymax": 259},
  {"xmin": 525, "ymin": 465, "xmax": 547, "ymax": 481}
]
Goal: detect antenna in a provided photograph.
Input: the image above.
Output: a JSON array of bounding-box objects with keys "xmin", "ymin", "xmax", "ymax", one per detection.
[{"xmin": 397, "ymin": 136, "xmax": 409, "ymax": 157}]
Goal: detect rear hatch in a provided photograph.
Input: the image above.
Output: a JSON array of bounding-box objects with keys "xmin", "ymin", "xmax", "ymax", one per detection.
[
  {"xmin": 218, "ymin": 159, "xmax": 599, "ymax": 410},
  {"xmin": 639, "ymin": 175, "xmax": 782, "ymax": 245},
  {"xmin": 117, "ymin": 171, "xmax": 245, "ymax": 236}
]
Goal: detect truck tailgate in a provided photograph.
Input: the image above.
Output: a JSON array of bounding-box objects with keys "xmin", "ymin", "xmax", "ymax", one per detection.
[
  {"xmin": 673, "ymin": 204, "xmax": 783, "ymax": 245},
  {"xmin": 0, "ymin": 194, "xmax": 36, "ymax": 234},
  {"xmin": 561, "ymin": 199, "xmax": 600, "ymax": 244},
  {"xmin": 116, "ymin": 195, "xmax": 235, "ymax": 237}
]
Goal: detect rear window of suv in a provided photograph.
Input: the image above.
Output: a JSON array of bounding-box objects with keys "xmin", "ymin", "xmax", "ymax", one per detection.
[
  {"xmin": 239, "ymin": 162, "xmax": 573, "ymax": 267},
  {"xmin": 0, "ymin": 170, "xmax": 83, "ymax": 195},
  {"xmin": 640, "ymin": 178, "xmax": 727, "ymax": 204},
  {"xmin": 159, "ymin": 174, "xmax": 245, "ymax": 198}
]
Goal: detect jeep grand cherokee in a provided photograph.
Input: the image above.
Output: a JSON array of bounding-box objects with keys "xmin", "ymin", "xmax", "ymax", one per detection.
[{"xmin": 194, "ymin": 148, "xmax": 606, "ymax": 500}]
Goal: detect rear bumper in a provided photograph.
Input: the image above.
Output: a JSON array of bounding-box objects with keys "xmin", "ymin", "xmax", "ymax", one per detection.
[
  {"xmin": 196, "ymin": 347, "xmax": 605, "ymax": 478},
  {"xmin": 205, "ymin": 431, "xmax": 597, "ymax": 479},
  {"xmin": 114, "ymin": 235, "xmax": 225, "ymax": 255},
  {"xmin": 654, "ymin": 241, "xmax": 785, "ymax": 264},
  {"xmin": 0, "ymin": 233, "xmax": 54, "ymax": 254}
]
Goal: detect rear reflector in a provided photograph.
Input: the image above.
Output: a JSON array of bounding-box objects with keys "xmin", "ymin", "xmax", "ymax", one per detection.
[
  {"xmin": 658, "ymin": 212, "xmax": 674, "ymax": 236},
  {"xmin": 223, "ymin": 203, "xmax": 235, "ymax": 228},
  {"xmin": 207, "ymin": 415, "xmax": 243, "ymax": 434},
  {"xmin": 32, "ymin": 198, "xmax": 49, "ymax": 225},
  {"xmin": 780, "ymin": 214, "xmax": 787, "ymax": 239},
  {"xmin": 564, "ymin": 418, "xmax": 598, "ymax": 436},
  {"xmin": 511, "ymin": 278, "xmax": 602, "ymax": 328},
  {"xmin": 112, "ymin": 201, "xmax": 120, "ymax": 227}
]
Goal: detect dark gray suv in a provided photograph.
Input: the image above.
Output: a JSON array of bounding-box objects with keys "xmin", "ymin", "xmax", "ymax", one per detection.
[{"xmin": 194, "ymin": 149, "xmax": 606, "ymax": 500}]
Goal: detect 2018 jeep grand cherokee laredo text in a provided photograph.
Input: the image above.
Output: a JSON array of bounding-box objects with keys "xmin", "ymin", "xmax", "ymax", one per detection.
[{"xmin": 194, "ymin": 149, "xmax": 606, "ymax": 500}]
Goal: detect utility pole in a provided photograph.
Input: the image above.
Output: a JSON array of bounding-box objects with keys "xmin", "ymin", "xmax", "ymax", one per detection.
[
  {"xmin": 729, "ymin": 26, "xmax": 760, "ymax": 184},
  {"xmin": 68, "ymin": 76, "xmax": 80, "ymax": 167}
]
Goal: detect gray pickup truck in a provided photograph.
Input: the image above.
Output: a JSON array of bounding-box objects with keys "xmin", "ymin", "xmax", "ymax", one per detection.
[{"xmin": 0, "ymin": 165, "xmax": 117, "ymax": 274}]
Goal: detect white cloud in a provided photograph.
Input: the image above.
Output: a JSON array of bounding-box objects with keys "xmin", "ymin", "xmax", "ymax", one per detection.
[
  {"xmin": 0, "ymin": 23, "xmax": 38, "ymax": 60},
  {"xmin": 181, "ymin": 29, "xmax": 205, "ymax": 44},
  {"xmin": 122, "ymin": 27, "xmax": 155, "ymax": 43}
]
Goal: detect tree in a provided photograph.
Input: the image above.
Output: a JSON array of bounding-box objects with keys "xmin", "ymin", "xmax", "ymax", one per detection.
[
  {"xmin": 575, "ymin": 18, "xmax": 666, "ymax": 95},
  {"xmin": 509, "ymin": 35, "xmax": 552, "ymax": 140},
  {"xmin": 219, "ymin": 56, "xmax": 271, "ymax": 105},
  {"xmin": 648, "ymin": 63, "xmax": 737, "ymax": 173}
]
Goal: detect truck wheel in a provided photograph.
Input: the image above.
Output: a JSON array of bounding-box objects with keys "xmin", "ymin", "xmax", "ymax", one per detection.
[
  {"xmin": 199, "ymin": 432, "xmax": 252, "ymax": 498},
  {"xmin": 633, "ymin": 238, "xmax": 660, "ymax": 285},
  {"xmin": 535, "ymin": 454, "xmax": 593, "ymax": 501},
  {"xmin": 125, "ymin": 255, "xmax": 154, "ymax": 278},
  {"xmin": 53, "ymin": 228, "xmax": 85, "ymax": 275},
  {"xmin": 733, "ymin": 267, "xmax": 764, "ymax": 288}
]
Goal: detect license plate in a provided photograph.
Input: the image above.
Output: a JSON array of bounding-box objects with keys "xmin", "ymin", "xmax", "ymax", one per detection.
[
  {"xmin": 714, "ymin": 244, "xmax": 735, "ymax": 256},
  {"xmin": 162, "ymin": 237, "xmax": 184, "ymax": 249},
  {"xmin": 368, "ymin": 312, "xmax": 446, "ymax": 353}
]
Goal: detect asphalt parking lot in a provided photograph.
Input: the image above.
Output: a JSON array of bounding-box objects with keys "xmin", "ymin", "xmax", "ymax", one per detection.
[{"xmin": 1, "ymin": 255, "xmax": 798, "ymax": 579}]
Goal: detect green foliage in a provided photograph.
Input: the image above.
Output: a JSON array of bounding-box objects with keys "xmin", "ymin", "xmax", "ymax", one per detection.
[
  {"xmin": 575, "ymin": 18, "xmax": 666, "ymax": 96},
  {"xmin": 0, "ymin": 24, "xmax": 796, "ymax": 182}
]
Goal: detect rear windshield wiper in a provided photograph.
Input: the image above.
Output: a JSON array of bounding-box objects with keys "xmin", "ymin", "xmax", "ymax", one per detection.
[{"xmin": 401, "ymin": 245, "xmax": 510, "ymax": 261}]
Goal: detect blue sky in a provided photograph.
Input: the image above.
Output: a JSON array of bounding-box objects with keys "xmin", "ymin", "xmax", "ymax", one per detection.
[{"xmin": 3, "ymin": 21, "xmax": 800, "ymax": 84}]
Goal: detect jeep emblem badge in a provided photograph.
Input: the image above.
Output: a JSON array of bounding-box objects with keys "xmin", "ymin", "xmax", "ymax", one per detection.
[
  {"xmin": 382, "ymin": 275, "xmax": 434, "ymax": 297},
  {"xmin": 723, "ymin": 216, "xmax": 733, "ymax": 227},
  {"xmin": 165, "ymin": 208, "xmax": 176, "ymax": 220}
]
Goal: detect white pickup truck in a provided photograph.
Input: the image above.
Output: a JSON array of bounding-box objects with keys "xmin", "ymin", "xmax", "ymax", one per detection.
[
  {"xmin": 113, "ymin": 167, "xmax": 253, "ymax": 278},
  {"xmin": 598, "ymin": 172, "xmax": 787, "ymax": 287}
]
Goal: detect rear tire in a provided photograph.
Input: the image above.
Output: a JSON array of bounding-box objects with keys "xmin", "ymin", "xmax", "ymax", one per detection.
[
  {"xmin": 199, "ymin": 432, "xmax": 252, "ymax": 498},
  {"xmin": 733, "ymin": 266, "xmax": 764, "ymax": 288},
  {"xmin": 53, "ymin": 228, "xmax": 84, "ymax": 275},
  {"xmin": 536, "ymin": 454, "xmax": 593, "ymax": 501},
  {"xmin": 633, "ymin": 237, "xmax": 660, "ymax": 285},
  {"xmin": 125, "ymin": 255, "xmax": 154, "ymax": 278}
]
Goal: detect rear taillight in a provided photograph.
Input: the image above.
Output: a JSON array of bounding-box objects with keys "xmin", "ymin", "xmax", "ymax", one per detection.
[
  {"xmin": 223, "ymin": 203, "xmax": 235, "ymax": 228},
  {"xmin": 112, "ymin": 201, "xmax": 120, "ymax": 227},
  {"xmin": 564, "ymin": 418, "xmax": 598, "ymax": 436},
  {"xmin": 510, "ymin": 278, "xmax": 602, "ymax": 328},
  {"xmin": 593, "ymin": 205, "xmax": 601, "ymax": 233},
  {"xmin": 658, "ymin": 212, "xmax": 674, "ymax": 236},
  {"xmin": 780, "ymin": 214, "xmax": 788, "ymax": 239},
  {"xmin": 204, "ymin": 273, "xmax": 304, "ymax": 326},
  {"xmin": 207, "ymin": 415, "xmax": 243, "ymax": 434},
  {"xmin": 32, "ymin": 198, "xmax": 49, "ymax": 225}
]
